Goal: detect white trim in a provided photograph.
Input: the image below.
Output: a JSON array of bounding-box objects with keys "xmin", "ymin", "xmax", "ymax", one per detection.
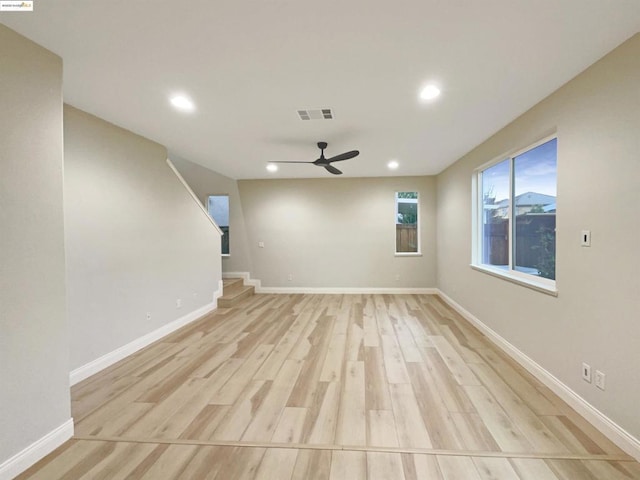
[
  {"xmin": 222, "ymin": 272, "xmax": 436, "ymax": 295},
  {"xmin": 0, "ymin": 418, "xmax": 74, "ymax": 480},
  {"xmin": 472, "ymin": 133, "xmax": 558, "ymax": 291},
  {"xmin": 222, "ymin": 272, "xmax": 437, "ymax": 295},
  {"xmin": 510, "ymin": 133, "xmax": 558, "ymax": 160},
  {"xmin": 166, "ymin": 158, "xmax": 223, "ymax": 236},
  {"xmin": 436, "ymin": 289, "xmax": 640, "ymax": 462},
  {"xmin": 213, "ymin": 279, "xmax": 224, "ymax": 304},
  {"xmin": 470, "ymin": 264, "xmax": 558, "ymax": 296},
  {"xmin": 507, "ymin": 157, "xmax": 514, "ymax": 269},
  {"xmin": 222, "ymin": 271, "xmax": 261, "ymax": 289},
  {"xmin": 258, "ymin": 287, "xmax": 438, "ymax": 294},
  {"xmin": 474, "ymin": 132, "xmax": 558, "ymax": 173},
  {"xmin": 395, "ymin": 191, "xmax": 421, "ymax": 255},
  {"xmin": 70, "ymin": 300, "xmax": 217, "ymax": 386}
]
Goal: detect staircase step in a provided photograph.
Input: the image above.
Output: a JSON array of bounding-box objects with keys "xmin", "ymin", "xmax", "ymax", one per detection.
[
  {"xmin": 222, "ymin": 277, "xmax": 244, "ymax": 294},
  {"xmin": 218, "ymin": 284, "xmax": 255, "ymax": 308}
]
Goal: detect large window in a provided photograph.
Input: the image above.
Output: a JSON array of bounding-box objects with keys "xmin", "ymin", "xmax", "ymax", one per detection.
[
  {"xmin": 396, "ymin": 192, "xmax": 419, "ymax": 254},
  {"xmin": 208, "ymin": 195, "xmax": 230, "ymax": 255},
  {"xmin": 475, "ymin": 136, "xmax": 557, "ymax": 290}
]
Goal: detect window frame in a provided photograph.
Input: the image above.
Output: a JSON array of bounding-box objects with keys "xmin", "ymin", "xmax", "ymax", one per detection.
[
  {"xmin": 471, "ymin": 135, "xmax": 558, "ymax": 295},
  {"xmin": 395, "ymin": 191, "xmax": 422, "ymax": 256}
]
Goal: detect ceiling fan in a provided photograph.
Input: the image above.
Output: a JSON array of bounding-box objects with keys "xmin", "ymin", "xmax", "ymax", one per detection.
[{"xmin": 269, "ymin": 141, "xmax": 359, "ymax": 175}]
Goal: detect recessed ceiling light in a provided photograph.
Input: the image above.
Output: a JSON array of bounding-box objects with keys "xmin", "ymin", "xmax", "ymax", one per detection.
[
  {"xmin": 388, "ymin": 160, "xmax": 399, "ymax": 170},
  {"xmin": 266, "ymin": 164, "xmax": 278, "ymax": 172},
  {"xmin": 170, "ymin": 94, "xmax": 195, "ymax": 112},
  {"xmin": 419, "ymin": 84, "xmax": 441, "ymax": 101}
]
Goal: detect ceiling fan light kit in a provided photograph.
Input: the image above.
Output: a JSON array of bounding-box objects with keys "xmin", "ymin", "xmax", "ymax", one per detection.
[{"xmin": 270, "ymin": 141, "xmax": 359, "ymax": 175}]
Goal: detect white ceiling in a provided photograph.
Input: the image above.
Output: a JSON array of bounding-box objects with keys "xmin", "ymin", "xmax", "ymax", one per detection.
[{"xmin": 2, "ymin": 1, "xmax": 639, "ymax": 179}]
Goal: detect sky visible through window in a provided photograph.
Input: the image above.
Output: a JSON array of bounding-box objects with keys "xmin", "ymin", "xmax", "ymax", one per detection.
[{"xmin": 483, "ymin": 139, "xmax": 557, "ymax": 201}]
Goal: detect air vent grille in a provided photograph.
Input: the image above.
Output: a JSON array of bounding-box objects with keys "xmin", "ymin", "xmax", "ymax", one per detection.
[{"xmin": 297, "ymin": 108, "xmax": 334, "ymax": 120}]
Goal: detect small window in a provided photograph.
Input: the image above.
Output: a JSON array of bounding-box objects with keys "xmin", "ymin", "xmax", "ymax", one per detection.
[
  {"xmin": 475, "ymin": 136, "xmax": 557, "ymax": 290},
  {"xmin": 396, "ymin": 192, "xmax": 419, "ymax": 254},
  {"xmin": 207, "ymin": 195, "xmax": 229, "ymax": 255}
]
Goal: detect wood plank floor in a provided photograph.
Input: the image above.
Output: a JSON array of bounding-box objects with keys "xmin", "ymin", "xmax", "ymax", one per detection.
[{"xmin": 18, "ymin": 294, "xmax": 640, "ymax": 479}]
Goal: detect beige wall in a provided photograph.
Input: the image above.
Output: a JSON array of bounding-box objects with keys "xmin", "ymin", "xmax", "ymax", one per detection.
[
  {"xmin": 238, "ymin": 176, "xmax": 437, "ymax": 288},
  {"xmin": 437, "ymin": 34, "xmax": 640, "ymax": 438},
  {"xmin": 0, "ymin": 25, "xmax": 71, "ymax": 464},
  {"xmin": 64, "ymin": 106, "xmax": 222, "ymax": 371},
  {"xmin": 170, "ymin": 155, "xmax": 253, "ymax": 273}
]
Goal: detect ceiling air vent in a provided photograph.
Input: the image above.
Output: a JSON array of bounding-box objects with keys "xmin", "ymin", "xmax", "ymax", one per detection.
[{"xmin": 297, "ymin": 108, "xmax": 334, "ymax": 120}]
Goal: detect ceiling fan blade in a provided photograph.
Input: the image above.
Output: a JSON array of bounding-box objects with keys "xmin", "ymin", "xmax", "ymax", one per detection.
[
  {"xmin": 325, "ymin": 165, "xmax": 342, "ymax": 175},
  {"xmin": 326, "ymin": 150, "xmax": 359, "ymax": 163},
  {"xmin": 269, "ymin": 161, "xmax": 314, "ymax": 164}
]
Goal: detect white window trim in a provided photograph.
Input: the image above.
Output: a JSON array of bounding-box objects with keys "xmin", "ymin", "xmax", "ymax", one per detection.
[
  {"xmin": 471, "ymin": 134, "xmax": 557, "ymax": 295},
  {"xmin": 395, "ymin": 192, "xmax": 421, "ymax": 255},
  {"xmin": 470, "ymin": 264, "xmax": 558, "ymax": 296}
]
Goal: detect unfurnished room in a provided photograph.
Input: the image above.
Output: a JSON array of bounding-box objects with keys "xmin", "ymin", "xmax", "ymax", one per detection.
[{"xmin": 1, "ymin": 1, "xmax": 639, "ymax": 479}]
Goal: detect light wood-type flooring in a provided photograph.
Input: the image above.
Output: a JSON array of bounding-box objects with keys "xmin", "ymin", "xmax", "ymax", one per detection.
[{"xmin": 18, "ymin": 294, "xmax": 640, "ymax": 479}]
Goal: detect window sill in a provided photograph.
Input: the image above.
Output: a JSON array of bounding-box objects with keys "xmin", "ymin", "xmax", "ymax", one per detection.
[
  {"xmin": 395, "ymin": 252, "xmax": 422, "ymax": 257},
  {"xmin": 222, "ymin": 254, "xmax": 230, "ymax": 257},
  {"xmin": 470, "ymin": 264, "xmax": 558, "ymax": 297}
]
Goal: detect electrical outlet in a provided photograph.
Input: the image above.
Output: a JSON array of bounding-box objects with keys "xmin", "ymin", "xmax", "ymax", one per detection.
[
  {"xmin": 595, "ymin": 370, "xmax": 606, "ymax": 390},
  {"xmin": 287, "ymin": 274, "xmax": 293, "ymax": 282},
  {"xmin": 395, "ymin": 274, "xmax": 400, "ymax": 281},
  {"xmin": 582, "ymin": 363, "xmax": 591, "ymax": 383},
  {"xmin": 258, "ymin": 242, "xmax": 265, "ymax": 248},
  {"xmin": 176, "ymin": 298, "xmax": 182, "ymax": 308},
  {"xmin": 146, "ymin": 312, "xmax": 151, "ymax": 321}
]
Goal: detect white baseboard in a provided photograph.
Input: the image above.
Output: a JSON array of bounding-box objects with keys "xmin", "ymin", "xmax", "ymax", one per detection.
[
  {"xmin": 222, "ymin": 271, "xmax": 261, "ymax": 289},
  {"xmin": 0, "ymin": 418, "xmax": 74, "ymax": 480},
  {"xmin": 70, "ymin": 300, "xmax": 218, "ymax": 386},
  {"xmin": 222, "ymin": 272, "xmax": 436, "ymax": 295},
  {"xmin": 259, "ymin": 286, "xmax": 438, "ymax": 294},
  {"xmin": 436, "ymin": 289, "xmax": 640, "ymax": 462},
  {"xmin": 213, "ymin": 279, "xmax": 224, "ymax": 305}
]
